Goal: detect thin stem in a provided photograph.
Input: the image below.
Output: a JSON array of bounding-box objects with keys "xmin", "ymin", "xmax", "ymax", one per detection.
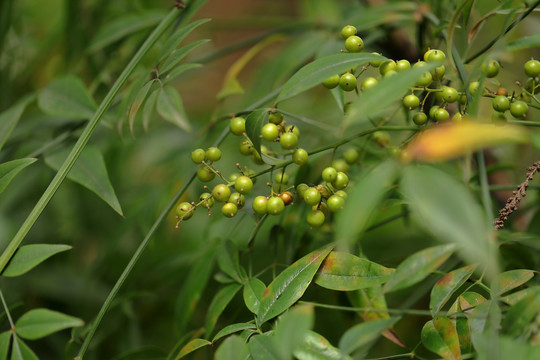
[
  {"xmin": 476, "ymin": 151, "xmax": 493, "ymax": 218},
  {"xmin": 0, "ymin": 288, "xmax": 15, "ymax": 330},
  {"xmin": 0, "ymin": 8, "xmax": 181, "ymax": 275}
]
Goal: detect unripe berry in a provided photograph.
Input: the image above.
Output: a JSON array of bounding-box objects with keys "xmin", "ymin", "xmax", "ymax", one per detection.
[
  {"xmin": 304, "ymin": 188, "xmax": 322, "ymax": 206},
  {"xmin": 332, "ymin": 159, "xmax": 349, "ymax": 173},
  {"xmin": 206, "ymin": 147, "xmax": 222, "ymax": 162},
  {"xmin": 322, "ymin": 74, "xmax": 340, "ymax": 89},
  {"xmin": 442, "ymin": 86, "xmax": 459, "ymax": 103},
  {"xmin": 234, "ymin": 176, "xmax": 253, "ymax": 194},
  {"xmin": 252, "ymin": 196, "xmax": 268, "ymax": 215},
  {"xmin": 339, "ymin": 73, "xmax": 357, "ymax": 92},
  {"xmin": 332, "ymin": 172, "xmax": 349, "ymax": 190},
  {"xmin": 361, "ymin": 77, "xmax": 378, "ymax": 91},
  {"xmin": 197, "ymin": 165, "xmax": 215, "ymax": 182},
  {"xmin": 280, "ymin": 132, "xmax": 298, "ymax": 149},
  {"xmin": 510, "ymin": 101, "xmax": 528, "ymax": 119},
  {"xmin": 322, "ymin": 167, "xmax": 338, "ymax": 182},
  {"xmin": 481, "ymin": 60, "xmax": 500, "ymax": 78},
  {"xmin": 379, "ymin": 60, "xmax": 396, "ymax": 76},
  {"xmin": 274, "ymin": 172, "xmax": 289, "ymax": 184},
  {"xmin": 222, "ymin": 202, "xmax": 238, "ymax": 218},
  {"xmin": 327, "ymin": 194, "xmax": 345, "ymax": 212},
  {"xmin": 191, "ymin": 148, "xmax": 206, "ymax": 164},
  {"xmin": 268, "ymin": 112, "xmax": 283, "ymax": 125},
  {"xmin": 524, "ymin": 59, "xmax": 540, "ymax": 77},
  {"xmin": 266, "ymin": 196, "xmax": 285, "ymax": 215},
  {"xmin": 239, "ymin": 141, "xmax": 253, "ymax": 155},
  {"xmin": 344, "ymin": 35, "xmax": 364, "ymax": 52},
  {"xmin": 228, "ymin": 192, "xmax": 245, "ymax": 208},
  {"xmin": 306, "ymin": 209, "xmax": 325, "ymax": 227},
  {"xmin": 341, "ymin": 25, "xmax": 357, "ymax": 38},
  {"xmin": 230, "ymin": 117, "xmax": 246, "ymax": 135},
  {"xmin": 492, "ymin": 96, "xmax": 510, "ymax": 112},
  {"xmin": 293, "ymin": 148, "xmax": 308, "ymax": 166},
  {"xmin": 396, "ymin": 59, "xmax": 411, "ymax": 72},
  {"xmin": 343, "ymin": 148, "xmax": 359, "ymax": 164},
  {"xmin": 403, "ymin": 94, "xmax": 420, "ymax": 110},
  {"xmin": 261, "ymin": 123, "xmax": 279, "ymax": 141},
  {"xmin": 199, "ymin": 193, "xmax": 215, "ymax": 208},
  {"xmin": 373, "ymin": 131, "xmax": 390, "ymax": 147},
  {"xmin": 413, "ymin": 112, "xmax": 428, "ymax": 126},
  {"xmin": 176, "ymin": 202, "xmax": 194, "ymax": 220},
  {"xmin": 212, "ymin": 184, "xmax": 231, "ymax": 202},
  {"xmin": 296, "ymin": 183, "xmax": 309, "ymax": 198}
]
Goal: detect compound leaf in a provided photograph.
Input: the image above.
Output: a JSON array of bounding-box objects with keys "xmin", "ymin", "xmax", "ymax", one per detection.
[
  {"xmin": 38, "ymin": 76, "xmax": 97, "ymax": 119},
  {"xmin": 430, "ymin": 264, "xmax": 476, "ymax": 315}
]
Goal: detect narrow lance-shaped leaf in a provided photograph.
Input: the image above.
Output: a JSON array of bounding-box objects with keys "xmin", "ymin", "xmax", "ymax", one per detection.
[
  {"xmin": 0, "ymin": 331, "xmax": 10, "ymax": 360},
  {"xmin": 142, "ymin": 88, "xmax": 159, "ymax": 132},
  {"xmin": 502, "ymin": 287, "xmax": 540, "ymax": 337},
  {"xmin": 277, "ymin": 53, "xmax": 384, "ymax": 103},
  {"xmin": 45, "ymin": 146, "xmax": 123, "ymax": 216},
  {"xmin": 175, "ymin": 339, "xmax": 212, "ymax": 360},
  {"xmin": 430, "ymin": 264, "xmax": 476, "ymax": 316},
  {"xmin": 335, "ymin": 160, "xmax": 399, "ymax": 251},
  {"xmin": 0, "ymin": 94, "xmax": 34, "ymax": 152},
  {"xmin": 421, "ymin": 317, "xmax": 462, "ymax": 360},
  {"xmin": 129, "ymin": 80, "xmax": 157, "ymax": 135},
  {"xmin": 10, "ymin": 336, "xmax": 38, "ymax": 360},
  {"xmin": 15, "ymin": 308, "xmax": 84, "ymax": 340},
  {"xmin": 338, "ymin": 317, "xmax": 399, "ymax": 355},
  {"xmin": 37, "ymin": 75, "xmax": 97, "ymax": 119},
  {"xmin": 160, "ymin": 39, "xmax": 210, "ymax": 74},
  {"xmin": 2, "ymin": 244, "xmax": 72, "ymax": 277},
  {"xmin": 257, "ymin": 244, "xmax": 334, "ymax": 324},
  {"xmin": 507, "ymin": 33, "xmax": 540, "ymax": 51},
  {"xmin": 159, "ymin": 18, "xmax": 211, "ymax": 62},
  {"xmin": 0, "ymin": 158, "xmax": 37, "ymax": 196},
  {"xmin": 315, "ymin": 251, "xmax": 394, "ymax": 291},
  {"xmin": 249, "ymin": 334, "xmax": 282, "ymax": 360},
  {"xmin": 245, "ymin": 109, "xmax": 269, "ymax": 159},
  {"xmin": 383, "ymin": 244, "xmax": 456, "ymax": 293},
  {"xmin": 243, "ymin": 278, "xmax": 266, "ymax": 314},
  {"xmin": 164, "ymin": 63, "xmax": 203, "ymax": 85},
  {"xmin": 156, "ymin": 85, "xmax": 192, "ymax": 132},
  {"xmin": 343, "ymin": 62, "xmax": 440, "ymax": 129},
  {"xmin": 213, "ymin": 323, "xmax": 257, "ymax": 343},
  {"xmin": 294, "ymin": 331, "xmax": 352, "ymax": 360},
  {"xmin": 205, "ymin": 284, "xmax": 242, "ymax": 338},
  {"xmin": 497, "ymin": 269, "xmax": 534, "ymax": 295}
]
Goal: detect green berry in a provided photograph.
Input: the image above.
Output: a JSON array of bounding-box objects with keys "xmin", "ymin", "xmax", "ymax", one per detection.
[
  {"xmin": 261, "ymin": 123, "xmax": 279, "ymax": 141},
  {"xmin": 322, "ymin": 74, "xmax": 340, "ymax": 89},
  {"xmin": 285, "ymin": 125, "xmax": 300, "ymax": 138},
  {"xmin": 252, "ymin": 196, "xmax": 268, "ymax": 215},
  {"xmin": 413, "ymin": 112, "xmax": 428, "ymax": 126},
  {"xmin": 373, "ymin": 131, "xmax": 390, "ymax": 147},
  {"xmin": 306, "ymin": 209, "xmax": 325, "ymax": 227},
  {"xmin": 280, "ymin": 132, "xmax": 298, "ymax": 150},
  {"xmin": 335, "ymin": 190, "xmax": 348, "ymax": 199},
  {"xmin": 469, "ymin": 81, "xmax": 480, "ymax": 96},
  {"xmin": 341, "ymin": 25, "xmax": 357, "ymax": 38},
  {"xmin": 228, "ymin": 192, "xmax": 245, "ymax": 208},
  {"xmin": 197, "ymin": 165, "xmax": 215, "ymax": 182},
  {"xmin": 431, "ymin": 65, "xmax": 446, "ymax": 81},
  {"xmin": 267, "ymin": 196, "xmax": 285, "ymax": 215},
  {"xmin": 268, "ymin": 112, "xmax": 283, "ymax": 125},
  {"xmin": 304, "ymin": 188, "xmax": 321, "ymax": 206},
  {"xmin": 230, "ymin": 117, "xmax": 246, "ymax": 135},
  {"xmin": 199, "ymin": 193, "xmax": 215, "ymax": 208},
  {"xmin": 492, "ymin": 96, "xmax": 510, "ymax": 112},
  {"xmin": 423, "ymin": 49, "xmax": 436, "ymax": 61},
  {"xmin": 524, "ymin": 59, "xmax": 540, "ymax": 77},
  {"xmin": 369, "ymin": 53, "xmax": 383, "ymax": 67},
  {"xmin": 293, "ymin": 148, "xmax": 308, "ymax": 166},
  {"xmin": 239, "ymin": 141, "xmax": 253, "ymax": 155},
  {"xmin": 235, "ymin": 176, "xmax": 253, "ymax": 194},
  {"xmin": 296, "ymin": 183, "xmax": 309, "ymax": 198},
  {"xmin": 191, "ymin": 148, "xmax": 206, "ymax": 164},
  {"xmin": 413, "ymin": 60, "xmax": 428, "ymax": 68},
  {"xmin": 427, "ymin": 49, "xmax": 445, "ymax": 62},
  {"xmin": 222, "ymin": 202, "xmax": 238, "ymax": 218},
  {"xmin": 176, "ymin": 202, "xmax": 194, "ymax": 220},
  {"xmin": 383, "ymin": 70, "xmax": 398, "ymax": 78},
  {"xmin": 442, "ymin": 87, "xmax": 459, "ymax": 103},
  {"xmin": 361, "ymin": 77, "xmax": 378, "ymax": 91},
  {"xmin": 274, "ymin": 172, "xmax": 289, "ymax": 184},
  {"xmin": 229, "ymin": 173, "xmax": 239, "ymax": 182},
  {"xmin": 481, "ymin": 60, "xmax": 500, "ymax": 78},
  {"xmin": 212, "ymin": 184, "xmax": 231, "ymax": 202},
  {"xmin": 343, "ymin": 148, "xmax": 359, "ymax": 164},
  {"xmin": 322, "ymin": 167, "xmax": 338, "ymax": 182},
  {"xmin": 327, "ymin": 195, "xmax": 345, "ymax": 212},
  {"xmin": 510, "ymin": 100, "xmax": 528, "ymax": 119},
  {"xmin": 429, "ymin": 105, "xmax": 440, "ymax": 119},
  {"xmin": 206, "ymin": 147, "xmax": 222, "ymax": 162},
  {"xmin": 416, "ymin": 71, "xmax": 433, "ymax": 87},
  {"xmin": 379, "ymin": 60, "xmax": 396, "ymax": 76},
  {"xmin": 452, "ymin": 113, "xmax": 463, "ymax": 123},
  {"xmin": 403, "ymin": 94, "xmax": 420, "ymax": 109},
  {"xmin": 332, "ymin": 159, "xmax": 349, "ymax": 173},
  {"xmin": 396, "ymin": 59, "xmax": 411, "ymax": 72},
  {"xmin": 339, "ymin": 73, "xmax": 357, "ymax": 91},
  {"xmin": 344, "ymin": 35, "xmax": 363, "ymax": 52},
  {"xmin": 333, "ymin": 172, "xmax": 349, "ymax": 190},
  {"xmin": 433, "ymin": 108, "xmax": 450, "ymax": 122}
]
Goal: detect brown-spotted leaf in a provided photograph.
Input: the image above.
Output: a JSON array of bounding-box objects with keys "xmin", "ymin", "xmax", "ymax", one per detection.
[
  {"xmin": 315, "ymin": 252, "xmax": 394, "ymax": 291},
  {"xmin": 257, "ymin": 244, "xmax": 334, "ymax": 325},
  {"xmin": 175, "ymin": 338, "xmax": 211, "ymax": 360},
  {"xmin": 501, "ymin": 286, "xmax": 540, "ymax": 306},
  {"xmin": 502, "ymin": 287, "xmax": 540, "ymax": 337},
  {"xmin": 430, "ymin": 264, "xmax": 476, "ymax": 316},
  {"xmin": 455, "ymin": 318, "xmax": 471, "ymax": 354},
  {"xmin": 497, "ymin": 269, "xmax": 534, "ymax": 295},
  {"xmin": 421, "ymin": 317, "xmax": 461, "ymax": 360},
  {"xmin": 458, "ymin": 291, "xmax": 487, "ymax": 312}
]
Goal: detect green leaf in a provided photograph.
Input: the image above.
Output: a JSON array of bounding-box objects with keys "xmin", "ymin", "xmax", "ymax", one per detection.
[
  {"xmin": 294, "ymin": 331, "xmax": 352, "ymax": 360},
  {"xmin": 0, "ymin": 331, "xmax": 10, "ymax": 360},
  {"xmin": 383, "ymin": 244, "xmax": 455, "ymax": 293},
  {"xmin": 0, "ymin": 94, "xmax": 34, "ymax": 152},
  {"xmin": 44, "ymin": 145, "xmax": 123, "ymax": 216},
  {"xmin": 142, "ymin": 87, "xmax": 159, "ymax": 132},
  {"xmin": 249, "ymin": 334, "xmax": 281, "ymax": 360},
  {"xmin": 401, "ymin": 165, "xmax": 493, "ymax": 276},
  {"xmin": 2, "ymin": 244, "xmax": 71, "ymax": 277},
  {"xmin": 314, "ymin": 251, "xmax": 394, "ymax": 291},
  {"xmin": 244, "ymin": 109, "xmax": 268, "ymax": 160},
  {"xmin": 458, "ymin": 291, "xmax": 487, "ymax": 312},
  {"xmin": 156, "ymin": 85, "xmax": 191, "ymax": 131},
  {"xmin": 129, "ymin": 80, "xmax": 157, "ymax": 134},
  {"xmin": 338, "ymin": 317, "xmax": 399, "ymax": 355},
  {"xmin": 164, "ymin": 63, "xmax": 203, "ymax": 85},
  {"xmin": 243, "ymin": 278, "xmax": 266, "ymax": 314},
  {"xmin": 15, "ymin": 308, "xmax": 83, "ymax": 340},
  {"xmin": 257, "ymin": 244, "xmax": 334, "ymax": 324},
  {"xmin": 87, "ymin": 10, "xmax": 167, "ymax": 53},
  {"xmin": 217, "ymin": 239, "xmax": 245, "ymax": 284},
  {"xmin": 344, "ymin": 62, "xmax": 440, "ymax": 129},
  {"xmin": 507, "ymin": 33, "xmax": 540, "ymax": 51},
  {"xmin": 497, "ymin": 269, "xmax": 534, "ymax": 295},
  {"xmin": 10, "ymin": 336, "xmax": 38, "ymax": 360},
  {"xmin": 212, "ymin": 323, "xmax": 257, "ymax": 343},
  {"xmin": 502, "ymin": 287, "xmax": 540, "ymax": 337},
  {"xmin": 345, "ymin": 3, "xmax": 417, "ymax": 31},
  {"xmin": 456, "ymin": 317, "xmax": 471, "ymax": 354},
  {"xmin": 421, "ymin": 317, "xmax": 461, "ymax": 360},
  {"xmin": 215, "ymin": 335, "xmax": 249, "ymax": 360},
  {"xmin": 174, "ymin": 249, "xmax": 215, "ymax": 332},
  {"xmin": 430, "ymin": 264, "xmax": 476, "ymax": 316},
  {"xmin": 335, "ymin": 160, "xmax": 399, "ymax": 250},
  {"xmin": 159, "ymin": 19, "xmax": 211, "ymax": 62},
  {"xmin": 0, "ymin": 158, "xmax": 37, "ymax": 196},
  {"xmin": 205, "ymin": 284, "xmax": 241, "ymax": 338},
  {"xmin": 38, "ymin": 76, "xmax": 97, "ymax": 119},
  {"xmin": 274, "ymin": 305, "xmax": 314, "ymax": 360},
  {"xmin": 276, "ymin": 53, "xmax": 384, "ymax": 103},
  {"xmin": 174, "ymin": 338, "xmax": 211, "ymax": 360},
  {"xmin": 161, "ymin": 39, "xmax": 210, "ymax": 74},
  {"xmin": 473, "ymin": 335, "xmax": 540, "ymax": 360},
  {"xmin": 501, "ymin": 286, "xmax": 540, "ymax": 306}
]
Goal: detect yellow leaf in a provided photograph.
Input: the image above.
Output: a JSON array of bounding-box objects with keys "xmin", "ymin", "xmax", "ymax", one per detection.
[{"xmin": 405, "ymin": 121, "xmax": 529, "ymax": 162}]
